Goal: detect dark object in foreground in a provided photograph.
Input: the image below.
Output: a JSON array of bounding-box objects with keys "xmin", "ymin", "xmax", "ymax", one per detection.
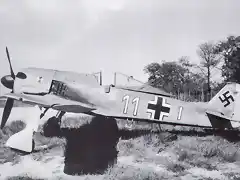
[{"xmin": 42, "ymin": 115, "xmax": 119, "ymax": 175}]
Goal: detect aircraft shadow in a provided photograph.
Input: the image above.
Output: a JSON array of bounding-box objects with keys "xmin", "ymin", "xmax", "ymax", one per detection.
[
  {"xmin": 43, "ymin": 116, "xmax": 118, "ymax": 175},
  {"xmin": 42, "ymin": 117, "xmax": 163, "ymax": 175},
  {"xmin": 41, "ymin": 117, "xmax": 240, "ymax": 176}
]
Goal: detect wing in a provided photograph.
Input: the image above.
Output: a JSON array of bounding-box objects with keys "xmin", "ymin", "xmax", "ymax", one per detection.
[{"xmin": 1, "ymin": 93, "xmax": 96, "ymax": 113}]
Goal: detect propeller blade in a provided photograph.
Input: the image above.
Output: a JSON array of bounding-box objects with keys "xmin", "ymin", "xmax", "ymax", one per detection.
[
  {"xmin": 1, "ymin": 98, "xmax": 14, "ymax": 129},
  {"xmin": 6, "ymin": 47, "xmax": 15, "ymax": 79}
]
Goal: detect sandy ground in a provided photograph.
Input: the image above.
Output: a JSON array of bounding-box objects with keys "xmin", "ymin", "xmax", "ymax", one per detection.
[{"xmin": 0, "ymin": 107, "xmax": 240, "ymax": 180}]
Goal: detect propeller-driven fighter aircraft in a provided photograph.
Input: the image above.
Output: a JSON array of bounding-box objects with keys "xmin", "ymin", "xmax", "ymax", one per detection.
[{"xmin": 1, "ymin": 47, "xmax": 240, "ymax": 153}]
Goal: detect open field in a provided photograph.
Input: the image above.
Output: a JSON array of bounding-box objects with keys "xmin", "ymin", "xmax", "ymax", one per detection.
[{"xmin": 0, "ymin": 107, "xmax": 240, "ymax": 179}]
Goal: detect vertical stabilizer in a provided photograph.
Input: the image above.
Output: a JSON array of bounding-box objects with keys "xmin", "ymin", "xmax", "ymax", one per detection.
[
  {"xmin": 207, "ymin": 83, "xmax": 238, "ymax": 119},
  {"xmin": 208, "ymin": 83, "xmax": 239, "ymax": 119},
  {"xmin": 205, "ymin": 83, "xmax": 240, "ymax": 129}
]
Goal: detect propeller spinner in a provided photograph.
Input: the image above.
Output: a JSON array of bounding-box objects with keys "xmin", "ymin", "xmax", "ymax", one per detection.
[{"xmin": 1, "ymin": 47, "xmax": 15, "ymax": 129}]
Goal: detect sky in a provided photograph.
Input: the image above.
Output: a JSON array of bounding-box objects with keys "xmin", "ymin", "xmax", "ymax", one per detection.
[{"xmin": 0, "ymin": 0, "xmax": 240, "ymax": 94}]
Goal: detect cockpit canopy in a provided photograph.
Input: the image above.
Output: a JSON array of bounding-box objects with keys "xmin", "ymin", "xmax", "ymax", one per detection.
[{"xmin": 12, "ymin": 67, "xmax": 100, "ymax": 95}]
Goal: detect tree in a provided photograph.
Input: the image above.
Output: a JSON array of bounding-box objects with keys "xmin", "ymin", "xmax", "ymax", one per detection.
[
  {"xmin": 215, "ymin": 35, "xmax": 240, "ymax": 83},
  {"xmin": 178, "ymin": 57, "xmax": 195, "ymax": 94},
  {"xmin": 144, "ymin": 59, "xmax": 210, "ymax": 101},
  {"xmin": 143, "ymin": 60, "xmax": 207, "ymax": 100},
  {"xmin": 143, "ymin": 61, "xmax": 187, "ymax": 94},
  {"xmin": 196, "ymin": 42, "xmax": 220, "ymax": 100},
  {"xmin": 178, "ymin": 56, "xmax": 193, "ymax": 68}
]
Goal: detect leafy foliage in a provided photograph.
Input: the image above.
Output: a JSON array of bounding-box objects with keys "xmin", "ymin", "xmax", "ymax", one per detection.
[
  {"xmin": 195, "ymin": 42, "xmax": 220, "ymax": 101},
  {"xmin": 215, "ymin": 35, "xmax": 240, "ymax": 83},
  {"xmin": 143, "ymin": 35, "xmax": 240, "ymax": 101},
  {"xmin": 144, "ymin": 60, "xmax": 207, "ymax": 101},
  {"xmin": 197, "ymin": 42, "xmax": 220, "ymax": 69},
  {"xmin": 144, "ymin": 61, "xmax": 187, "ymax": 94}
]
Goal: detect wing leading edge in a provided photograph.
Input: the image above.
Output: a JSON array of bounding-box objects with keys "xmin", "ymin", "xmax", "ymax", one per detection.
[{"xmin": 1, "ymin": 93, "xmax": 96, "ymax": 113}]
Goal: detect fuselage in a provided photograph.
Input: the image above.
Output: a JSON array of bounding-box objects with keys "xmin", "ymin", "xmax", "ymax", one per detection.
[{"xmin": 8, "ymin": 67, "xmax": 213, "ymax": 128}]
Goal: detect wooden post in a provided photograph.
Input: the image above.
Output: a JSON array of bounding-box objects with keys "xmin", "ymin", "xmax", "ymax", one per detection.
[
  {"xmin": 114, "ymin": 72, "xmax": 117, "ymax": 86},
  {"xmin": 99, "ymin": 71, "xmax": 102, "ymax": 86}
]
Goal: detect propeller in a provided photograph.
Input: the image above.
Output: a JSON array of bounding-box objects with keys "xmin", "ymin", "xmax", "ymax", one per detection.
[
  {"xmin": 6, "ymin": 47, "xmax": 15, "ymax": 79},
  {"xmin": 1, "ymin": 98, "xmax": 14, "ymax": 129},
  {"xmin": 1, "ymin": 47, "xmax": 15, "ymax": 129}
]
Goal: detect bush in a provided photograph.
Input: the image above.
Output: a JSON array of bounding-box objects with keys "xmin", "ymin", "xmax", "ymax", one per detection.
[
  {"xmin": 1, "ymin": 120, "xmax": 26, "ymax": 138},
  {"xmin": 6, "ymin": 176, "xmax": 46, "ymax": 180}
]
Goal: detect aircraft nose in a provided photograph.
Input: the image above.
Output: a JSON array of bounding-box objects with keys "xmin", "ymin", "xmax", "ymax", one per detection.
[{"xmin": 1, "ymin": 75, "xmax": 14, "ymax": 89}]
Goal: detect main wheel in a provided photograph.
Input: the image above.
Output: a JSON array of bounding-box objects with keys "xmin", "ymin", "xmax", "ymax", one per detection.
[{"xmin": 42, "ymin": 116, "xmax": 61, "ymax": 137}]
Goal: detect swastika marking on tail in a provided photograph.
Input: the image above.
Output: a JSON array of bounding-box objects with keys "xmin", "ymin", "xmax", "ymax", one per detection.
[{"xmin": 218, "ymin": 91, "xmax": 234, "ymax": 107}]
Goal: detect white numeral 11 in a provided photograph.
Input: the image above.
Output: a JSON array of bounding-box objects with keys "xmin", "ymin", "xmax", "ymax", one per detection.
[{"xmin": 122, "ymin": 95, "xmax": 140, "ymax": 116}]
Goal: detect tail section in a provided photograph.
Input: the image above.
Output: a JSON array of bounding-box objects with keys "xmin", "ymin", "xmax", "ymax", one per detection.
[
  {"xmin": 207, "ymin": 83, "xmax": 237, "ymax": 119},
  {"xmin": 206, "ymin": 82, "xmax": 240, "ymax": 129}
]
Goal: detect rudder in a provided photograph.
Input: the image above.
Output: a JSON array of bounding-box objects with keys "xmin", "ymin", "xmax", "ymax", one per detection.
[
  {"xmin": 206, "ymin": 82, "xmax": 240, "ymax": 129},
  {"xmin": 207, "ymin": 82, "xmax": 237, "ymax": 119}
]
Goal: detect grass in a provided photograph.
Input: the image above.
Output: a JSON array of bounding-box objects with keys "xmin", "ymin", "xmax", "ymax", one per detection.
[
  {"xmin": 0, "ymin": 120, "xmax": 26, "ymax": 164},
  {"xmin": 104, "ymin": 164, "xmax": 168, "ymax": 180},
  {"xmin": 108, "ymin": 123, "xmax": 240, "ymax": 179},
  {"xmin": 1, "ymin": 118, "xmax": 240, "ymax": 179},
  {"xmin": 0, "ymin": 120, "xmax": 66, "ymax": 164},
  {"xmin": 6, "ymin": 176, "xmax": 46, "ymax": 180}
]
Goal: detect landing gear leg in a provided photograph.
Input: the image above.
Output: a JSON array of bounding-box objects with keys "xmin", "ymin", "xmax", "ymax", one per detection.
[
  {"xmin": 42, "ymin": 111, "xmax": 66, "ymax": 137},
  {"xmin": 158, "ymin": 124, "xmax": 162, "ymax": 132},
  {"xmin": 32, "ymin": 106, "xmax": 50, "ymax": 152},
  {"xmin": 40, "ymin": 107, "xmax": 50, "ymax": 119},
  {"xmin": 56, "ymin": 111, "xmax": 66, "ymax": 126}
]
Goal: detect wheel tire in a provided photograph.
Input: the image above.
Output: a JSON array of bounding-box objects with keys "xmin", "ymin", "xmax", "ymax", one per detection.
[{"xmin": 42, "ymin": 116, "xmax": 61, "ymax": 137}]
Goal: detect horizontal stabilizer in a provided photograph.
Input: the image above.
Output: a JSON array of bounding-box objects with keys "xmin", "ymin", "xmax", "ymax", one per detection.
[
  {"xmin": 206, "ymin": 111, "xmax": 233, "ymax": 129},
  {"xmin": 205, "ymin": 110, "xmax": 231, "ymax": 120}
]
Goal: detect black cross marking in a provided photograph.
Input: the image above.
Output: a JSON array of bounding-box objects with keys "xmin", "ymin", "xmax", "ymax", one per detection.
[
  {"xmin": 218, "ymin": 91, "xmax": 234, "ymax": 107},
  {"xmin": 147, "ymin": 96, "xmax": 170, "ymax": 120}
]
